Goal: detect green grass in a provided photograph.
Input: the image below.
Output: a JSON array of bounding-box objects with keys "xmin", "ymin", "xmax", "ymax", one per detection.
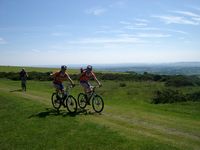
[
  {"xmin": 0, "ymin": 65, "xmax": 78, "ymax": 74},
  {"xmin": 0, "ymin": 79, "xmax": 200, "ymax": 150}
]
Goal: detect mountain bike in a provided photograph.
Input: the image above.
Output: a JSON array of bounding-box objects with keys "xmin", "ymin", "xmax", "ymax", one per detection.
[
  {"xmin": 77, "ymin": 86, "xmax": 104, "ymax": 113},
  {"xmin": 51, "ymin": 84, "xmax": 77, "ymax": 113}
]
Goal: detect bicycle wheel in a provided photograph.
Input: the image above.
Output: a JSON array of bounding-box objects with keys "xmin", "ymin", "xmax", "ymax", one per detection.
[
  {"xmin": 66, "ymin": 95, "xmax": 77, "ymax": 113},
  {"xmin": 51, "ymin": 93, "xmax": 61, "ymax": 110},
  {"xmin": 77, "ymin": 93, "xmax": 87, "ymax": 109},
  {"xmin": 92, "ymin": 95, "xmax": 104, "ymax": 113}
]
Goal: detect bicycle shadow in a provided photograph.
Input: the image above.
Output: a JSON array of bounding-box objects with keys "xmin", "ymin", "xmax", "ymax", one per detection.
[
  {"xmin": 28, "ymin": 108, "xmax": 75, "ymax": 118},
  {"xmin": 10, "ymin": 89, "xmax": 23, "ymax": 92},
  {"xmin": 28, "ymin": 107, "xmax": 102, "ymax": 119}
]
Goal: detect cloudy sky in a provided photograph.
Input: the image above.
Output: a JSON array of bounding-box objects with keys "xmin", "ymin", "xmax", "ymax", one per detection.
[{"xmin": 0, "ymin": 0, "xmax": 200, "ymax": 66}]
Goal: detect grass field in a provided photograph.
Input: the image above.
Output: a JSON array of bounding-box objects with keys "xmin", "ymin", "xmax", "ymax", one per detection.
[
  {"xmin": 0, "ymin": 78, "xmax": 200, "ymax": 150},
  {"xmin": 0, "ymin": 66, "xmax": 79, "ymax": 74}
]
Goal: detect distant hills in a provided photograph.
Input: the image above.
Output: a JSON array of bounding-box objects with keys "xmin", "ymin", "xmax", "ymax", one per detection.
[
  {"xmin": 32, "ymin": 62, "xmax": 200, "ymax": 75},
  {"xmin": 96, "ymin": 62, "xmax": 200, "ymax": 75}
]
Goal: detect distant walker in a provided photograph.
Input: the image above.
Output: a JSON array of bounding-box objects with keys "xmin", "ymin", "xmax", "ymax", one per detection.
[{"xmin": 19, "ymin": 68, "xmax": 28, "ymax": 91}]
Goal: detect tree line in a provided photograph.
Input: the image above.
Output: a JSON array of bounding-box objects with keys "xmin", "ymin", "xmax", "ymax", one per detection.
[{"xmin": 0, "ymin": 71, "xmax": 200, "ymax": 87}]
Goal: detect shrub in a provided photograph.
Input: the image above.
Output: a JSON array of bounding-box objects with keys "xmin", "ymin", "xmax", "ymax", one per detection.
[
  {"xmin": 165, "ymin": 75, "xmax": 194, "ymax": 87},
  {"xmin": 119, "ymin": 83, "xmax": 126, "ymax": 87},
  {"xmin": 152, "ymin": 89, "xmax": 186, "ymax": 104},
  {"xmin": 186, "ymin": 91, "xmax": 200, "ymax": 102}
]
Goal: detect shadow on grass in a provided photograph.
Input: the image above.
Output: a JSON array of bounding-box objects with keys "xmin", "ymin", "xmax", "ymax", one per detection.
[
  {"xmin": 10, "ymin": 89, "xmax": 23, "ymax": 92},
  {"xmin": 28, "ymin": 107, "xmax": 102, "ymax": 119}
]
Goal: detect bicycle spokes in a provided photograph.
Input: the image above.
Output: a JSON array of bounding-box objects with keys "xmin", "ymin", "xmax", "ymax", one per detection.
[
  {"xmin": 92, "ymin": 95, "xmax": 104, "ymax": 113},
  {"xmin": 66, "ymin": 95, "xmax": 77, "ymax": 113},
  {"xmin": 77, "ymin": 93, "xmax": 87, "ymax": 109},
  {"xmin": 51, "ymin": 93, "xmax": 61, "ymax": 110}
]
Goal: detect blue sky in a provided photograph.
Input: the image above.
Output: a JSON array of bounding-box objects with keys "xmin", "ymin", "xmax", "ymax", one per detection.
[{"xmin": 0, "ymin": 0, "xmax": 200, "ymax": 66}]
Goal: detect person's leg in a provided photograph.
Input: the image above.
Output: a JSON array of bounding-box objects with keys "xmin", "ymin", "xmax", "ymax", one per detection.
[
  {"xmin": 21, "ymin": 81, "xmax": 23, "ymax": 91},
  {"xmin": 21, "ymin": 80, "xmax": 26, "ymax": 91},
  {"xmin": 24, "ymin": 81, "xmax": 26, "ymax": 91},
  {"xmin": 53, "ymin": 83, "xmax": 62, "ymax": 100},
  {"xmin": 80, "ymin": 81, "xmax": 90, "ymax": 102}
]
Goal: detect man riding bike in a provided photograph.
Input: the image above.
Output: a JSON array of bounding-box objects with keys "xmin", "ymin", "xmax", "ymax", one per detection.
[
  {"xmin": 51, "ymin": 65, "xmax": 75, "ymax": 95},
  {"xmin": 79, "ymin": 65, "xmax": 101, "ymax": 102}
]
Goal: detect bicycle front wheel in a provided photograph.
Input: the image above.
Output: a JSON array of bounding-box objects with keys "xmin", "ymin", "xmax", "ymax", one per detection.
[
  {"xmin": 77, "ymin": 93, "xmax": 87, "ymax": 109},
  {"xmin": 66, "ymin": 95, "xmax": 77, "ymax": 113},
  {"xmin": 92, "ymin": 95, "xmax": 104, "ymax": 113},
  {"xmin": 51, "ymin": 93, "xmax": 61, "ymax": 110}
]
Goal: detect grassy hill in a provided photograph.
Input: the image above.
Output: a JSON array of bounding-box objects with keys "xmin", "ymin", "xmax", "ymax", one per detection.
[
  {"xmin": 0, "ymin": 78, "xmax": 200, "ymax": 150},
  {"xmin": 0, "ymin": 66, "xmax": 79, "ymax": 74}
]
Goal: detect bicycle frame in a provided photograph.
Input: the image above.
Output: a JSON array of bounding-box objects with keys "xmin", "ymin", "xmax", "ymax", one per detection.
[
  {"xmin": 52, "ymin": 84, "xmax": 77, "ymax": 113},
  {"xmin": 55, "ymin": 85, "xmax": 73, "ymax": 106},
  {"xmin": 86, "ymin": 86, "xmax": 97, "ymax": 101}
]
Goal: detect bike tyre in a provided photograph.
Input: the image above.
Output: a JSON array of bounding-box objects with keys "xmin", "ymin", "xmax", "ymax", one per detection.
[
  {"xmin": 51, "ymin": 93, "xmax": 61, "ymax": 110},
  {"xmin": 92, "ymin": 95, "xmax": 104, "ymax": 113},
  {"xmin": 66, "ymin": 95, "xmax": 77, "ymax": 113},
  {"xmin": 77, "ymin": 93, "xmax": 87, "ymax": 109}
]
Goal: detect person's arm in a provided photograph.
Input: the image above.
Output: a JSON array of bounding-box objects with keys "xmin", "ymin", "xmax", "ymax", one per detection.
[
  {"xmin": 92, "ymin": 72, "xmax": 101, "ymax": 87},
  {"xmin": 26, "ymin": 72, "xmax": 28, "ymax": 78},
  {"xmin": 50, "ymin": 72, "xmax": 57, "ymax": 79},
  {"xmin": 66, "ymin": 73, "xmax": 75, "ymax": 86}
]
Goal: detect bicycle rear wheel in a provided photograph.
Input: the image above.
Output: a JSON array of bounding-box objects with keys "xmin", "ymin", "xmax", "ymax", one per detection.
[
  {"xmin": 92, "ymin": 95, "xmax": 104, "ymax": 113},
  {"xmin": 51, "ymin": 93, "xmax": 61, "ymax": 110},
  {"xmin": 66, "ymin": 95, "xmax": 77, "ymax": 113},
  {"xmin": 77, "ymin": 93, "xmax": 87, "ymax": 109}
]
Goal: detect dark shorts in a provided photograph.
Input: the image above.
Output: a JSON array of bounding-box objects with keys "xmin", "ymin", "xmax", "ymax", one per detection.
[
  {"xmin": 80, "ymin": 81, "xmax": 91, "ymax": 89},
  {"xmin": 53, "ymin": 82, "xmax": 64, "ymax": 90}
]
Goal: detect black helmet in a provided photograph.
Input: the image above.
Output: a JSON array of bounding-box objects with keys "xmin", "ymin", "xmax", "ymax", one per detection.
[
  {"xmin": 86, "ymin": 65, "xmax": 92, "ymax": 71},
  {"xmin": 61, "ymin": 65, "xmax": 67, "ymax": 71}
]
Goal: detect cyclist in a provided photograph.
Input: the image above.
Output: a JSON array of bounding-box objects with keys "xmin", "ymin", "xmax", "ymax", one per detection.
[
  {"xmin": 79, "ymin": 65, "xmax": 101, "ymax": 101},
  {"xmin": 51, "ymin": 65, "xmax": 75, "ymax": 95},
  {"xmin": 19, "ymin": 68, "xmax": 28, "ymax": 91}
]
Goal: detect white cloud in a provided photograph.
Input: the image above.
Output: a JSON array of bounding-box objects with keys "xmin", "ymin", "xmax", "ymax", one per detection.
[
  {"xmin": 134, "ymin": 23, "xmax": 148, "ymax": 26},
  {"xmin": 51, "ymin": 32, "xmax": 64, "ymax": 36},
  {"xmin": 165, "ymin": 29, "xmax": 188, "ymax": 34},
  {"xmin": 86, "ymin": 8, "xmax": 107, "ymax": 16},
  {"xmin": 118, "ymin": 33, "xmax": 171, "ymax": 38},
  {"xmin": 95, "ymin": 29, "xmax": 124, "ymax": 34},
  {"xmin": 109, "ymin": 1, "xmax": 126, "ymax": 8},
  {"xmin": 172, "ymin": 10, "xmax": 200, "ymax": 18},
  {"xmin": 31, "ymin": 49, "xmax": 40, "ymax": 53},
  {"xmin": 135, "ymin": 19, "xmax": 149, "ymax": 22},
  {"xmin": 0, "ymin": 37, "xmax": 7, "ymax": 44},
  {"xmin": 120, "ymin": 21, "xmax": 131, "ymax": 25},
  {"xmin": 125, "ymin": 26, "xmax": 160, "ymax": 31},
  {"xmin": 68, "ymin": 37, "xmax": 144, "ymax": 44},
  {"xmin": 153, "ymin": 15, "xmax": 199, "ymax": 25},
  {"xmin": 193, "ymin": 17, "xmax": 200, "ymax": 21},
  {"xmin": 137, "ymin": 33, "xmax": 171, "ymax": 38}
]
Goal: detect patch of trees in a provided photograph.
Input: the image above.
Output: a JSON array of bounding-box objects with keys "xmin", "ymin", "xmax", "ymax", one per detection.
[
  {"xmin": 152, "ymin": 89, "xmax": 200, "ymax": 104},
  {"xmin": 165, "ymin": 75, "xmax": 200, "ymax": 87}
]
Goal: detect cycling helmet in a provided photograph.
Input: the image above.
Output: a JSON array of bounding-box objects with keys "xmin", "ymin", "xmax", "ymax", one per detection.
[
  {"xmin": 86, "ymin": 65, "xmax": 92, "ymax": 71},
  {"xmin": 61, "ymin": 65, "xmax": 67, "ymax": 71}
]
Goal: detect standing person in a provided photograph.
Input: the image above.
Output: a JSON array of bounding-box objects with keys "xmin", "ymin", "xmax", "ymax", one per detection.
[
  {"xmin": 19, "ymin": 68, "xmax": 28, "ymax": 91},
  {"xmin": 79, "ymin": 65, "xmax": 101, "ymax": 101},
  {"xmin": 51, "ymin": 65, "xmax": 75, "ymax": 95}
]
